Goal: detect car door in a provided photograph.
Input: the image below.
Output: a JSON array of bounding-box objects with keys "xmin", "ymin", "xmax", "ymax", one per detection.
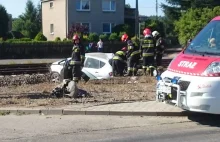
[
  {"xmin": 83, "ymin": 57, "xmax": 102, "ymax": 79},
  {"xmin": 97, "ymin": 60, "xmax": 110, "ymax": 78}
]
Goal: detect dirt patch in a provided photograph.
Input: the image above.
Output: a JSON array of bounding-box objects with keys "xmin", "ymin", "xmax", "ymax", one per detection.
[{"xmin": 0, "ymin": 76, "xmax": 157, "ymax": 108}]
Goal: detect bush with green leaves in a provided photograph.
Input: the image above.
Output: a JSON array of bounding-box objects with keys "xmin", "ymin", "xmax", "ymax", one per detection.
[
  {"xmin": 175, "ymin": 6, "xmax": 220, "ymax": 44},
  {"xmin": 34, "ymin": 32, "xmax": 47, "ymax": 41},
  {"xmin": 99, "ymin": 34, "xmax": 108, "ymax": 41},
  {"xmin": 55, "ymin": 37, "xmax": 61, "ymax": 41},
  {"xmin": 19, "ymin": 38, "xmax": 32, "ymax": 41},
  {"xmin": 109, "ymin": 33, "xmax": 118, "ymax": 41},
  {"xmin": 63, "ymin": 38, "xmax": 68, "ymax": 41},
  {"xmin": 0, "ymin": 37, "xmax": 3, "ymax": 42},
  {"xmin": 88, "ymin": 33, "xmax": 99, "ymax": 42}
]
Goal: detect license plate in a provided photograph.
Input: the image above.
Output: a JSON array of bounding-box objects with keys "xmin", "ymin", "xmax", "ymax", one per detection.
[{"xmin": 159, "ymin": 85, "xmax": 171, "ymax": 94}]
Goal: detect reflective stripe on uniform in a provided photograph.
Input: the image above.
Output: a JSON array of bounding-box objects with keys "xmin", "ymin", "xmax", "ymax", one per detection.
[
  {"xmin": 69, "ymin": 60, "xmax": 81, "ymax": 65},
  {"xmin": 81, "ymin": 55, "xmax": 85, "ymax": 60},
  {"xmin": 142, "ymin": 44, "xmax": 154, "ymax": 48},
  {"xmin": 142, "ymin": 53, "xmax": 154, "ymax": 57},
  {"xmin": 131, "ymin": 50, "xmax": 141, "ymax": 56},
  {"xmin": 142, "ymin": 39, "xmax": 154, "ymax": 48},
  {"xmin": 127, "ymin": 67, "xmax": 132, "ymax": 71},
  {"xmin": 113, "ymin": 56, "xmax": 123, "ymax": 61},
  {"xmin": 128, "ymin": 45, "xmax": 134, "ymax": 50},
  {"xmin": 142, "ymin": 66, "xmax": 148, "ymax": 69},
  {"xmin": 116, "ymin": 51, "xmax": 125, "ymax": 56},
  {"xmin": 149, "ymin": 66, "xmax": 156, "ymax": 69}
]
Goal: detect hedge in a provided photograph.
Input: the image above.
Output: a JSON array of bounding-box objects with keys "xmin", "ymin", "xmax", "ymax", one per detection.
[{"xmin": 0, "ymin": 41, "xmax": 126, "ymax": 59}]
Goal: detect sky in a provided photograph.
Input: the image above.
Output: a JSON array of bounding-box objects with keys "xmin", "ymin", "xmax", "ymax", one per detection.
[{"xmin": 0, "ymin": 0, "xmax": 166, "ymax": 18}]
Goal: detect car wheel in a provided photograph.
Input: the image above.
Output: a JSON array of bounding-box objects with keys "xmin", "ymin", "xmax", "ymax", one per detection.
[{"xmin": 50, "ymin": 72, "xmax": 61, "ymax": 83}]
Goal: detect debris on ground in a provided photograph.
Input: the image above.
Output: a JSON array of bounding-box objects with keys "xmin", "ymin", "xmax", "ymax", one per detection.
[{"xmin": 0, "ymin": 75, "xmax": 157, "ymax": 107}]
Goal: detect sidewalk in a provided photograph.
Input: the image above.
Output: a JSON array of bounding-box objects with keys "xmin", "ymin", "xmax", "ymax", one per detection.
[{"xmin": 0, "ymin": 101, "xmax": 192, "ymax": 116}]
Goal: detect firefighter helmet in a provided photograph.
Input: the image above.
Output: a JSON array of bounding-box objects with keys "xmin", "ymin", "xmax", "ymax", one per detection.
[
  {"xmin": 121, "ymin": 34, "xmax": 128, "ymax": 42},
  {"xmin": 143, "ymin": 28, "xmax": 152, "ymax": 37},
  {"xmin": 73, "ymin": 35, "xmax": 80, "ymax": 40},
  {"xmin": 152, "ymin": 31, "xmax": 160, "ymax": 37}
]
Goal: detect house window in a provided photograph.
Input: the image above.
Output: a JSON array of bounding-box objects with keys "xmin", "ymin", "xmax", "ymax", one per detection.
[
  {"xmin": 102, "ymin": 0, "xmax": 116, "ymax": 11},
  {"xmin": 76, "ymin": 0, "xmax": 90, "ymax": 11},
  {"xmin": 75, "ymin": 22, "xmax": 90, "ymax": 33},
  {"xmin": 50, "ymin": 2, "xmax": 53, "ymax": 8},
  {"xmin": 103, "ymin": 23, "xmax": 115, "ymax": 33},
  {"xmin": 50, "ymin": 24, "xmax": 54, "ymax": 34}
]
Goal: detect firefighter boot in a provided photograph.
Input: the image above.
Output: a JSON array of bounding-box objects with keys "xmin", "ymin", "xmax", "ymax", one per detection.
[
  {"xmin": 133, "ymin": 69, "xmax": 138, "ymax": 76},
  {"xmin": 149, "ymin": 67, "xmax": 155, "ymax": 77},
  {"xmin": 142, "ymin": 68, "xmax": 147, "ymax": 76}
]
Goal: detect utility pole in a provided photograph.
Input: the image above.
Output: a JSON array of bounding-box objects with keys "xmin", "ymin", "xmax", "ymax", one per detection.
[
  {"xmin": 156, "ymin": 0, "xmax": 158, "ymax": 21},
  {"xmin": 135, "ymin": 0, "xmax": 139, "ymax": 41}
]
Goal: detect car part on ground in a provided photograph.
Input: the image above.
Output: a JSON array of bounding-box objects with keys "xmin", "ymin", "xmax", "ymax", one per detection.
[{"xmin": 51, "ymin": 79, "xmax": 90, "ymax": 99}]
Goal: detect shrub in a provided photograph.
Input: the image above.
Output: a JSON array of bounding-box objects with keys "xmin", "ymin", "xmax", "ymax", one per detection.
[
  {"xmin": 109, "ymin": 33, "xmax": 118, "ymax": 41},
  {"xmin": 99, "ymin": 34, "xmax": 108, "ymax": 41},
  {"xmin": 34, "ymin": 32, "xmax": 47, "ymax": 41},
  {"xmin": 63, "ymin": 38, "xmax": 68, "ymax": 41},
  {"xmin": 88, "ymin": 33, "xmax": 99, "ymax": 42},
  {"xmin": 0, "ymin": 37, "xmax": 3, "ymax": 42},
  {"xmin": 82, "ymin": 35, "xmax": 89, "ymax": 42},
  {"xmin": 19, "ymin": 38, "xmax": 32, "ymax": 41},
  {"xmin": 55, "ymin": 37, "xmax": 61, "ymax": 41}
]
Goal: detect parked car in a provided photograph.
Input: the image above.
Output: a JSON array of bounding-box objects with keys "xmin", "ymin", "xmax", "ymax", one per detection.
[{"xmin": 50, "ymin": 53, "xmax": 114, "ymax": 82}]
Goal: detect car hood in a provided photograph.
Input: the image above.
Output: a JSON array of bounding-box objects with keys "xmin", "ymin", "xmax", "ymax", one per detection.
[{"xmin": 168, "ymin": 52, "xmax": 220, "ymax": 75}]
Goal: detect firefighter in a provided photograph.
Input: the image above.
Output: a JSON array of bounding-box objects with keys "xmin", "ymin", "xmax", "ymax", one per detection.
[
  {"xmin": 140, "ymin": 28, "xmax": 156, "ymax": 76},
  {"xmin": 112, "ymin": 47, "xmax": 127, "ymax": 76},
  {"xmin": 152, "ymin": 31, "xmax": 165, "ymax": 67},
  {"xmin": 69, "ymin": 34, "xmax": 85, "ymax": 82},
  {"xmin": 121, "ymin": 33, "xmax": 141, "ymax": 76}
]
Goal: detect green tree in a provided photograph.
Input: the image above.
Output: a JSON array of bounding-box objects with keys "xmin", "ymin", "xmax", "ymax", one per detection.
[
  {"xmin": 0, "ymin": 5, "xmax": 9, "ymax": 38},
  {"xmin": 144, "ymin": 19, "xmax": 165, "ymax": 37},
  {"xmin": 13, "ymin": 0, "xmax": 41, "ymax": 39},
  {"xmin": 174, "ymin": 6, "xmax": 220, "ymax": 44},
  {"xmin": 36, "ymin": 2, "xmax": 42, "ymax": 32},
  {"xmin": 12, "ymin": 18, "xmax": 24, "ymax": 31},
  {"xmin": 112, "ymin": 24, "xmax": 132, "ymax": 37}
]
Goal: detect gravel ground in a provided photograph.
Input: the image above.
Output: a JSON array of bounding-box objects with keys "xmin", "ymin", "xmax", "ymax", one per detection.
[{"xmin": 0, "ymin": 75, "xmax": 157, "ymax": 108}]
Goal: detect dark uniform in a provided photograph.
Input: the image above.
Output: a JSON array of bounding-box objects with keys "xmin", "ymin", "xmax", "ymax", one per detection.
[
  {"xmin": 155, "ymin": 37, "xmax": 165, "ymax": 67},
  {"xmin": 112, "ymin": 50, "xmax": 127, "ymax": 76},
  {"xmin": 69, "ymin": 43, "xmax": 85, "ymax": 82},
  {"xmin": 126, "ymin": 41, "xmax": 141, "ymax": 76},
  {"xmin": 140, "ymin": 37, "xmax": 156, "ymax": 76}
]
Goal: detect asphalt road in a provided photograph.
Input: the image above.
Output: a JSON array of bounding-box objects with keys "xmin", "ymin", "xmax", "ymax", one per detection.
[{"xmin": 1, "ymin": 114, "xmax": 220, "ymax": 142}]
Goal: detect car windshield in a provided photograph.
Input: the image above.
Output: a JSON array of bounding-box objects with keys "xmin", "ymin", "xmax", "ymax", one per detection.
[{"xmin": 185, "ymin": 20, "xmax": 220, "ymax": 56}]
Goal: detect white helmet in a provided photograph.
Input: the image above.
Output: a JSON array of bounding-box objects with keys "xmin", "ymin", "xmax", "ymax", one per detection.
[{"xmin": 152, "ymin": 31, "xmax": 160, "ymax": 37}]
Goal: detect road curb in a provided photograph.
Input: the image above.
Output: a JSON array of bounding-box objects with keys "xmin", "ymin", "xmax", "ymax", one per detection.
[{"xmin": 0, "ymin": 108, "xmax": 193, "ymax": 116}]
